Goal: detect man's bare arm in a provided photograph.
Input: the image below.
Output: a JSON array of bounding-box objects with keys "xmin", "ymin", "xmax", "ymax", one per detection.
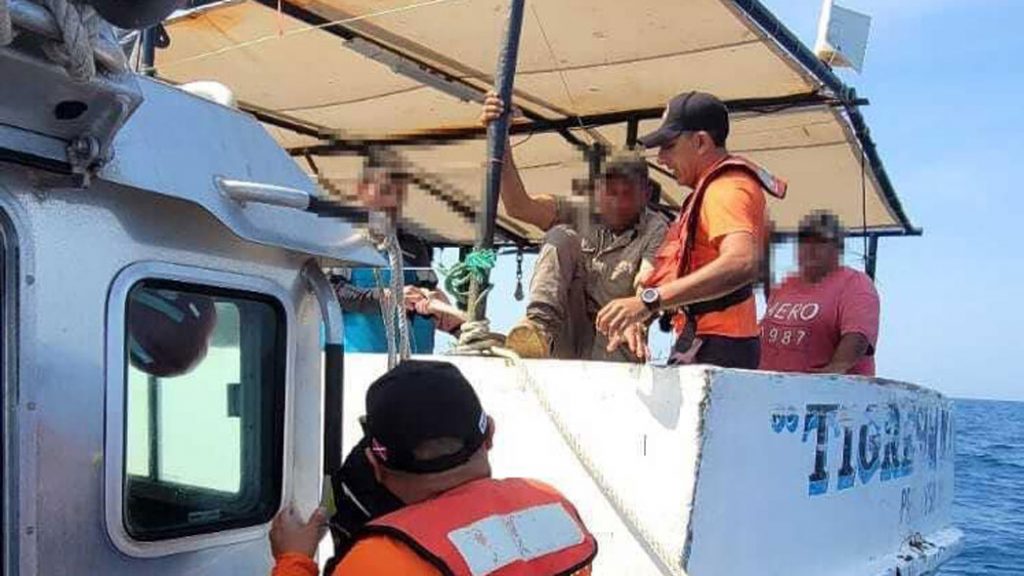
[
  {"xmin": 656, "ymin": 232, "xmax": 759, "ymax": 308},
  {"xmin": 481, "ymin": 93, "xmax": 558, "ymax": 231},
  {"xmin": 815, "ymin": 333, "xmax": 871, "ymax": 374}
]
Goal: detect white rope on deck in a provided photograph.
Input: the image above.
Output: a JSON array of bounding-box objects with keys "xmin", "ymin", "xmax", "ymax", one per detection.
[
  {"xmin": 449, "ymin": 318, "xmax": 505, "ymax": 355},
  {"xmin": 509, "ymin": 357, "xmax": 681, "ymax": 576},
  {"xmin": 440, "ymin": 304, "xmax": 677, "ymax": 572}
]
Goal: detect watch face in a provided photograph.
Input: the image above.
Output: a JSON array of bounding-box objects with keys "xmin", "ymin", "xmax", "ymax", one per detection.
[{"xmin": 642, "ymin": 288, "xmax": 659, "ymax": 305}]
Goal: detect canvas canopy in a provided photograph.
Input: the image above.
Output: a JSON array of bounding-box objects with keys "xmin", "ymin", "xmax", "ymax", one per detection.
[{"xmin": 155, "ymin": 0, "xmax": 918, "ymax": 246}]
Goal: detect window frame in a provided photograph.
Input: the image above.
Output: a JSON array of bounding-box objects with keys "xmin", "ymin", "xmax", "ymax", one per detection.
[
  {"xmin": 0, "ymin": 208, "xmax": 17, "ymax": 575},
  {"xmin": 104, "ymin": 262, "xmax": 294, "ymax": 558}
]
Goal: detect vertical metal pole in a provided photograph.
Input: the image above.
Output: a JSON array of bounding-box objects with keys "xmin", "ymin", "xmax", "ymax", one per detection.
[
  {"xmin": 147, "ymin": 374, "xmax": 160, "ymax": 479},
  {"xmin": 762, "ymin": 223, "xmax": 777, "ymax": 300},
  {"xmin": 467, "ymin": 0, "xmax": 527, "ymax": 322},
  {"xmin": 866, "ymin": 235, "xmax": 879, "ymax": 281},
  {"xmin": 141, "ymin": 26, "xmax": 156, "ymax": 77},
  {"xmin": 456, "ymin": 246, "xmax": 471, "ymax": 311},
  {"xmin": 587, "ymin": 143, "xmax": 604, "ymax": 180},
  {"xmin": 626, "ymin": 117, "xmax": 639, "ymax": 149}
]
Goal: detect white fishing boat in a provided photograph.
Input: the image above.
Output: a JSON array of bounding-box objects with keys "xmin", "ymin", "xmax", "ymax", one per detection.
[{"xmin": 0, "ymin": 0, "xmax": 961, "ymax": 574}]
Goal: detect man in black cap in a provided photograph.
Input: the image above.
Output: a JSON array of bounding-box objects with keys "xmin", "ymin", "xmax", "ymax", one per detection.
[
  {"xmin": 270, "ymin": 360, "xmax": 597, "ymax": 576},
  {"xmin": 481, "ymin": 93, "xmax": 668, "ymax": 362},
  {"xmin": 596, "ymin": 91, "xmax": 787, "ymax": 369}
]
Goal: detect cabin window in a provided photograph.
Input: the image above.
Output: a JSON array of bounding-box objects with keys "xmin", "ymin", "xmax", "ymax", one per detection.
[{"xmin": 122, "ymin": 279, "xmax": 284, "ymax": 541}]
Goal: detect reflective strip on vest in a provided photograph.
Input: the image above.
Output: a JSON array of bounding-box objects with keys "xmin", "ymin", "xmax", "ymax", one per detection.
[{"xmin": 446, "ymin": 503, "xmax": 585, "ymax": 576}]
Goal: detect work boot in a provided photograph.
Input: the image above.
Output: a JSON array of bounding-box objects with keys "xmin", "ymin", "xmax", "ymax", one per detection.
[{"xmin": 505, "ymin": 318, "xmax": 552, "ymax": 359}]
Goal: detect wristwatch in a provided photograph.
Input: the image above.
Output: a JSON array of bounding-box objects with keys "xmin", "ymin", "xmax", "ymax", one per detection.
[{"xmin": 640, "ymin": 287, "xmax": 661, "ymax": 312}]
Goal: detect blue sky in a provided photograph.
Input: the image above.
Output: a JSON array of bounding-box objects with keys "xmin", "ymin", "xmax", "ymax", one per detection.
[
  {"xmin": 763, "ymin": 0, "xmax": 1024, "ymax": 401},
  {"xmin": 441, "ymin": 0, "xmax": 1024, "ymax": 401}
]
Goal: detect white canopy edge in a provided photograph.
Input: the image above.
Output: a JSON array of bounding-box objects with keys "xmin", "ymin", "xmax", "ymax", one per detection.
[{"xmin": 156, "ymin": 0, "xmax": 918, "ymax": 245}]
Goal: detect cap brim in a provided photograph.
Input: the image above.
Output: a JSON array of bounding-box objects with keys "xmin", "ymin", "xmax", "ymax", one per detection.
[{"xmin": 637, "ymin": 126, "xmax": 681, "ymax": 149}]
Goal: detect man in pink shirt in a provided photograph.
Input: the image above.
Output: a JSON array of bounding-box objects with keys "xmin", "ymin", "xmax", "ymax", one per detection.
[{"xmin": 759, "ymin": 211, "xmax": 880, "ymax": 376}]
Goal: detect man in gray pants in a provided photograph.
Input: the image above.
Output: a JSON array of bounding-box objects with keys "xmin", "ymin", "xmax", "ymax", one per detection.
[{"xmin": 481, "ymin": 94, "xmax": 667, "ymax": 362}]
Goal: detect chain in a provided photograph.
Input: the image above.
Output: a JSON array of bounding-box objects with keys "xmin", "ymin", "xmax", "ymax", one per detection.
[{"xmin": 514, "ymin": 247, "xmax": 525, "ymax": 301}]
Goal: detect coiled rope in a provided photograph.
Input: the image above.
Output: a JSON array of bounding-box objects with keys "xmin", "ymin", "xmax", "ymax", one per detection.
[
  {"xmin": 439, "ymin": 249, "xmax": 507, "ymax": 354},
  {"xmin": 4, "ymin": 0, "xmax": 127, "ymax": 80},
  {"xmin": 439, "ymin": 248, "xmax": 496, "ymax": 310},
  {"xmin": 39, "ymin": 0, "xmax": 102, "ymax": 81}
]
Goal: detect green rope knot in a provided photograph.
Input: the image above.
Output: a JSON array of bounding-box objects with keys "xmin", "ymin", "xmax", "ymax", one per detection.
[{"xmin": 441, "ymin": 249, "xmax": 497, "ymax": 309}]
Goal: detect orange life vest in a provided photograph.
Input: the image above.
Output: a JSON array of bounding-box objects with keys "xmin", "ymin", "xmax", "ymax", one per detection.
[
  {"xmin": 362, "ymin": 478, "xmax": 597, "ymax": 576},
  {"xmin": 644, "ymin": 155, "xmax": 787, "ymax": 290}
]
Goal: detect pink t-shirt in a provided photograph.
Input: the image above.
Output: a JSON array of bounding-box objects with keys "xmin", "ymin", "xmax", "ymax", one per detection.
[{"xmin": 759, "ymin": 267, "xmax": 880, "ymax": 376}]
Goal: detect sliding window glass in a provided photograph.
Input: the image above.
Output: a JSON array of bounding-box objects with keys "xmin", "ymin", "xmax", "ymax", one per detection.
[{"xmin": 123, "ymin": 280, "xmax": 284, "ymax": 541}]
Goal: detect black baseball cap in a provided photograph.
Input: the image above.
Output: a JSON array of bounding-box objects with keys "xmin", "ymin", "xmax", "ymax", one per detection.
[
  {"xmin": 639, "ymin": 91, "xmax": 730, "ymax": 149},
  {"xmin": 364, "ymin": 360, "xmax": 488, "ymax": 474},
  {"xmin": 798, "ymin": 210, "xmax": 845, "ymax": 245}
]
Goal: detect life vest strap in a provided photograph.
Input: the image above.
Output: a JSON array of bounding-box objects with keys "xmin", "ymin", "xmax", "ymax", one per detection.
[{"xmin": 685, "ymin": 283, "xmax": 753, "ymax": 317}]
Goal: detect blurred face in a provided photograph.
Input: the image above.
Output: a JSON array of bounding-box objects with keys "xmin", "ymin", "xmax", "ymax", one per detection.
[
  {"xmin": 656, "ymin": 131, "xmax": 717, "ymax": 188},
  {"xmin": 596, "ymin": 176, "xmax": 648, "ymax": 232},
  {"xmin": 357, "ymin": 169, "xmax": 408, "ymax": 212},
  {"xmin": 797, "ymin": 236, "xmax": 841, "ymax": 283}
]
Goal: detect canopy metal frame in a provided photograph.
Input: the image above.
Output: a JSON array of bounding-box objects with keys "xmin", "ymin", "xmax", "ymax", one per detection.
[{"xmin": 164, "ymin": 0, "xmax": 922, "ymax": 248}]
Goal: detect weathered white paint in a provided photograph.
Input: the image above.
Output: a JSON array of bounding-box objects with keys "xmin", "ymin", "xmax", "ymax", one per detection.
[
  {"xmin": 342, "ymin": 355, "xmax": 709, "ymax": 575},
  {"xmin": 686, "ymin": 370, "xmax": 960, "ymax": 575},
  {"xmin": 342, "ymin": 355, "xmax": 962, "ymax": 576}
]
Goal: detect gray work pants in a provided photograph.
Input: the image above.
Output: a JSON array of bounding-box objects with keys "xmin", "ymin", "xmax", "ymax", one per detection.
[{"xmin": 526, "ymin": 226, "xmax": 634, "ymax": 362}]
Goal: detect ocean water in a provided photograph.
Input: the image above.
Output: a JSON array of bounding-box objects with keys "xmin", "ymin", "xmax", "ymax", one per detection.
[{"xmin": 937, "ymin": 399, "xmax": 1024, "ymax": 575}]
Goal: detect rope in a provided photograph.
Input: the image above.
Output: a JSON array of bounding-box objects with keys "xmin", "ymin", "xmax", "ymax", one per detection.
[
  {"xmin": 435, "ymin": 249, "xmax": 506, "ymax": 355},
  {"xmin": 152, "ymin": 0, "xmax": 463, "ymax": 72},
  {"xmin": 448, "ymin": 319, "xmax": 506, "ymax": 355},
  {"xmin": 372, "ymin": 224, "xmax": 411, "ymax": 369},
  {"xmin": 861, "ymin": 144, "xmax": 869, "ymax": 267},
  {"xmin": 39, "ymin": 0, "xmax": 103, "ymax": 81},
  {"xmin": 530, "ymin": 4, "xmax": 594, "ymax": 145},
  {"xmin": 384, "ymin": 230, "xmax": 412, "ymax": 361},
  {"xmin": 439, "ymin": 248, "xmax": 496, "ymax": 310},
  {"xmin": 501, "ymin": 355, "xmax": 679, "ymax": 575},
  {"xmin": 1, "ymin": 0, "xmax": 12, "ymax": 47},
  {"xmin": 373, "ymin": 268, "xmax": 400, "ymax": 370}
]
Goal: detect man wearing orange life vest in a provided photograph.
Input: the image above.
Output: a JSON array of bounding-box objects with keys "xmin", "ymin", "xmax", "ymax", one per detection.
[
  {"xmin": 270, "ymin": 360, "xmax": 597, "ymax": 576},
  {"xmin": 596, "ymin": 92, "xmax": 787, "ymax": 368}
]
